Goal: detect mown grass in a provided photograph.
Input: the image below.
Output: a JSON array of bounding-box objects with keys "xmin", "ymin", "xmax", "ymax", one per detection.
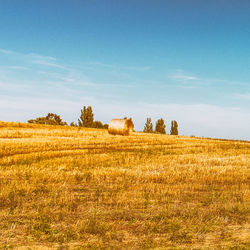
[{"xmin": 0, "ymin": 121, "xmax": 249, "ymax": 249}]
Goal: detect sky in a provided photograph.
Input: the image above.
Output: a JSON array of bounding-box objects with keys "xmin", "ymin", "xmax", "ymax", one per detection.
[{"xmin": 0, "ymin": 0, "xmax": 250, "ymax": 140}]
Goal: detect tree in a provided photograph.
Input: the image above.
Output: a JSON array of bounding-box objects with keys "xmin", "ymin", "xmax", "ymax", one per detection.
[
  {"xmin": 78, "ymin": 106, "xmax": 87, "ymax": 127},
  {"xmin": 143, "ymin": 118, "xmax": 153, "ymax": 133},
  {"xmin": 70, "ymin": 122, "xmax": 78, "ymax": 127},
  {"xmin": 86, "ymin": 106, "xmax": 94, "ymax": 127},
  {"xmin": 28, "ymin": 117, "xmax": 47, "ymax": 125},
  {"xmin": 93, "ymin": 121, "xmax": 104, "ymax": 129},
  {"xmin": 78, "ymin": 106, "xmax": 94, "ymax": 127},
  {"xmin": 155, "ymin": 118, "xmax": 166, "ymax": 134},
  {"xmin": 77, "ymin": 106, "xmax": 108, "ymax": 129},
  {"xmin": 28, "ymin": 113, "xmax": 67, "ymax": 126},
  {"xmin": 46, "ymin": 113, "xmax": 67, "ymax": 126},
  {"xmin": 170, "ymin": 120, "xmax": 178, "ymax": 135},
  {"xmin": 103, "ymin": 124, "xmax": 109, "ymax": 129}
]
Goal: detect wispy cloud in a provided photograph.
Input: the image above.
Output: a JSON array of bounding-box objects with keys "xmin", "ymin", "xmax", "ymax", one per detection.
[
  {"xmin": 27, "ymin": 53, "xmax": 68, "ymax": 70},
  {"xmin": 0, "ymin": 49, "xmax": 14, "ymax": 54},
  {"xmin": 31, "ymin": 60, "xmax": 64, "ymax": 68},
  {"xmin": 88, "ymin": 62, "xmax": 114, "ymax": 68},
  {"xmin": 169, "ymin": 69, "xmax": 249, "ymax": 87},
  {"xmin": 31, "ymin": 58, "xmax": 67, "ymax": 69},
  {"xmin": 0, "ymin": 49, "xmax": 126, "ymax": 109},
  {"xmin": 125, "ymin": 66, "xmax": 151, "ymax": 71},
  {"xmin": 88, "ymin": 61, "xmax": 150, "ymax": 72},
  {"xmin": 235, "ymin": 93, "xmax": 250, "ymax": 100},
  {"xmin": 0, "ymin": 48, "xmax": 98, "ymax": 87},
  {"xmin": 171, "ymin": 73, "xmax": 198, "ymax": 81},
  {"xmin": 27, "ymin": 53, "xmax": 57, "ymax": 61},
  {"xmin": 0, "ymin": 48, "xmax": 67, "ymax": 70},
  {"xmin": 1, "ymin": 66, "xmax": 30, "ymax": 70}
]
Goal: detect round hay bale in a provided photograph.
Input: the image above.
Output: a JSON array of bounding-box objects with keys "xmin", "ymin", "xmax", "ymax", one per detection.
[{"xmin": 108, "ymin": 118, "xmax": 134, "ymax": 136}]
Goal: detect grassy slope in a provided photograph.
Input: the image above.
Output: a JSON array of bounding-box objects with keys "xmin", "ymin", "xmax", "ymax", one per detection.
[{"xmin": 0, "ymin": 121, "xmax": 249, "ymax": 249}]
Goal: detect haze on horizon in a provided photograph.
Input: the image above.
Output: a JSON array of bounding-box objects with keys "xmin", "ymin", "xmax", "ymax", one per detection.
[{"xmin": 0, "ymin": 0, "xmax": 249, "ymax": 140}]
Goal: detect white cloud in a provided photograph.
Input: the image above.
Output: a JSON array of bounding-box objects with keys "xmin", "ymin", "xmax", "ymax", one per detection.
[
  {"xmin": 235, "ymin": 93, "xmax": 250, "ymax": 100},
  {"xmin": 124, "ymin": 66, "xmax": 151, "ymax": 71},
  {"xmin": 0, "ymin": 48, "xmax": 67, "ymax": 71},
  {"xmin": 88, "ymin": 61, "xmax": 150, "ymax": 72},
  {"xmin": 27, "ymin": 53, "xmax": 57, "ymax": 61},
  {"xmin": 169, "ymin": 70, "xmax": 249, "ymax": 88},
  {"xmin": 31, "ymin": 59, "xmax": 66, "ymax": 69},
  {"xmin": 88, "ymin": 62, "xmax": 114, "ymax": 68},
  {"xmin": 0, "ymin": 49, "xmax": 14, "ymax": 54},
  {"xmin": 0, "ymin": 48, "xmax": 101, "ymax": 94},
  {"xmin": 171, "ymin": 74, "xmax": 198, "ymax": 81},
  {"xmin": 0, "ymin": 66, "xmax": 29, "ymax": 70}
]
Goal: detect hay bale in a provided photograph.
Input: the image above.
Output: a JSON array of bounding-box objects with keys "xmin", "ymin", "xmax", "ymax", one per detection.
[{"xmin": 108, "ymin": 118, "xmax": 134, "ymax": 136}]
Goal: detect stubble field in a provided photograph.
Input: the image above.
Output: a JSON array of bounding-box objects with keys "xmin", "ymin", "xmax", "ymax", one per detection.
[{"xmin": 0, "ymin": 121, "xmax": 249, "ymax": 249}]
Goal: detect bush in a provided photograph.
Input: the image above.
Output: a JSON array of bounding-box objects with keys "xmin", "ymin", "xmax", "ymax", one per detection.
[{"xmin": 28, "ymin": 113, "xmax": 67, "ymax": 126}]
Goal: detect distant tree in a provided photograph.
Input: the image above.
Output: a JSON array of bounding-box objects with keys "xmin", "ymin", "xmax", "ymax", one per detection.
[
  {"xmin": 92, "ymin": 121, "xmax": 110, "ymax": 129},
  {"xmin": 70, "ymin": 122, "xmax": 78, "ymax": 127},
  {"xmin": 28, "ymin": 117, "xmax": 47, "ymax": 125},
  {"xmin": 143, "ymin": 118, "xmax": 153, "ymax": 133},
  {"xmin": 93, "ymin": 121, "xmax": 104, "ymax": 129},
  {"xmin": 78, "ymin": 106, "xmax": 87, "ymax": 127},
  {"xmin": 77, "ymin": 106, "xmax": 109, "ymax": 129},
  {"xmin": 46, "ymin": 113, "xmax": 67, "ymax": 125},
  {"xmin": 28, "ymin": 113, "xmax": 67, "ymax": 126},
  {"xmin": 103, "ymin": 124, "xmax": 109, "ymax": 129},
  {"xmin": 78, "ymin": 106, "xmax": 94, "ymax": 127},
  {"xmin": 86, "ymin": 106, "xmax": 94, "ymax": 127},
  {"xmin": 170, "ymin": 120, "xmax": 178, "ymax": 135},
  {"xmin": 155, "ymin": 118, "xmax": 166, "ymax": 134}
]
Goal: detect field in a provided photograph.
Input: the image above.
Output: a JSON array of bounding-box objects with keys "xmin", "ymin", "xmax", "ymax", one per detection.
[{"xmin": 0, "ymin": 121, "xmax": 249, "ymax": 249}]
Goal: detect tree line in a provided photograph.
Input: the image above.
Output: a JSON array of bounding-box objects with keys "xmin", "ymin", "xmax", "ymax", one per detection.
[
  {"xmin": 28, "ymin": 106, "xmax": 108, "ymax": 129},
  {"xmin": 143, "ymin": 118, "xmax": 178, "ymax": 135},
  {"xmin": 28, "ymin": 106, "xmax": 179, "ymax": 135}
]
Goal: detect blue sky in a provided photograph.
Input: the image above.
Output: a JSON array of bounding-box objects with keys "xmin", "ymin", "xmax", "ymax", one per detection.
[{"xmin": 0, "ymin": 0, "xmax": 250, "ymax": 140}]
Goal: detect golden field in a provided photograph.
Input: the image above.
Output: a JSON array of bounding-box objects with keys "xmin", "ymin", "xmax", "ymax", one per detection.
[{"xmin": 0, "ymin": 121, "xmax": 249, "ymax": 249}]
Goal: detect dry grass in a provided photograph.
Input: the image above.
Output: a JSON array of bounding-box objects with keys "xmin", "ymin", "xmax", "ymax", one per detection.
[{"xmin": 0, "ymin": 121, "xmax": 249, "ymax": 249}]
